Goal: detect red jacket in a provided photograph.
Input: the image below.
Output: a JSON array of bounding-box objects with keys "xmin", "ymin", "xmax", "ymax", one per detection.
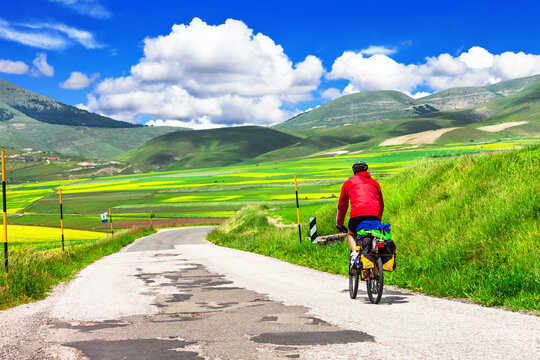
[{"xmin": 336, "ymin": 171, "xmax": 384, "ymax": 227}]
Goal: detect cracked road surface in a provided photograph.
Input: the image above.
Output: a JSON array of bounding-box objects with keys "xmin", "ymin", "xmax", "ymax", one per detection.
[{"xmin": 1, "ymin": 227, "xmax": 538, "ymax": 359}]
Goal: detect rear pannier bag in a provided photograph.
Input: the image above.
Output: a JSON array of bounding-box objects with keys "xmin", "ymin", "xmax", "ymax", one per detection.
[{"xmin": 381, "ymin": 239, "xmax": 397, "ymax": 272}]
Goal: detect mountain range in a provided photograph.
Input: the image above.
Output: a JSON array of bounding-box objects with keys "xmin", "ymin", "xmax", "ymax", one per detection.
[{"xmin": 274, "ymin": 74, "xmax": 540, "ymax": 131}]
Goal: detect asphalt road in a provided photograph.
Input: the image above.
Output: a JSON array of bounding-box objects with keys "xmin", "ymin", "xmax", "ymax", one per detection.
[{"xmin": 1, "ymin": 227, "xmax": 538, "ymax": 359}]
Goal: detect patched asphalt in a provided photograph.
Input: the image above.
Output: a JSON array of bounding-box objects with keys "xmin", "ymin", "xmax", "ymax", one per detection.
[{"xmin": 44, "ymin": 227, "xmax": 376, "ymax": 359}]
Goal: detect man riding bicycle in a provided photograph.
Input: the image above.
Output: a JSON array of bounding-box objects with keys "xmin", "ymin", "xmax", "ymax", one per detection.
[{"xmin": 336, "ymin": 161, "xmax": 384, "ymax": 265}]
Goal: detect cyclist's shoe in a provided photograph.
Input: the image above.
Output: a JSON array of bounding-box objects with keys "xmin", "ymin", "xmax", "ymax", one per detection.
[{"xmin": 350, "ymin": 251, "xmax": 359, "ymax": 265}]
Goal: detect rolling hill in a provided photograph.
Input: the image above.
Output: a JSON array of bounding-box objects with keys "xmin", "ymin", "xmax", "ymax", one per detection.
[
  {"xmin": 117, "ymin": 126, "xmax": 301, "ymax": 172},
  {"xmin": 274, "ymin": 74, "xmax": 540, "ymax": 131},
  {"xmin": 0, "ymin": 79, "xmax": 185, "ymax": 158},
  {"xmin": 253, "ymin": 81, "xmax": 540, "ymax": 161}
]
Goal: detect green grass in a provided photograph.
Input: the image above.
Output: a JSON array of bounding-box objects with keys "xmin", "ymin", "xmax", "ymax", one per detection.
[
  {"xmin": 208, "ymin": 145, "xmax": 540, "ymax": 312},
  {"xmin": 0, "ymin": 226, "xmax": 156, "ymax": 310}
]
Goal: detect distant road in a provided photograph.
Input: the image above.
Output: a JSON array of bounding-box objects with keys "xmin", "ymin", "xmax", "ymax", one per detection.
[{"xmin": 1, "ymin": 227, "xmax": 538, "ymax": 359}]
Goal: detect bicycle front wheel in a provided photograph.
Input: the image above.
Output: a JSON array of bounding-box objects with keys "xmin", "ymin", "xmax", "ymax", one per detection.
[
  {"xmin": 366, "ymin": 257, "xmax": 384, "ymax": 304},
  {"xmin": 349, "ymin": 270, "xmax": 359, "ymax": 299}
]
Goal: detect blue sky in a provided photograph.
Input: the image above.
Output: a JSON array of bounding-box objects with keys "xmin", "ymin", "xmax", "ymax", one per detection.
[{"xmin": 1, "ymin": 0, "xmax": 539, "ymax": 128}]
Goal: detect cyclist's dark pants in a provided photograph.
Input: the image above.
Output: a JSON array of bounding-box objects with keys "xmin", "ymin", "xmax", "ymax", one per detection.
[{"xmin": 348, "ymin": 215, "xmax": 380, "ymax": 235}]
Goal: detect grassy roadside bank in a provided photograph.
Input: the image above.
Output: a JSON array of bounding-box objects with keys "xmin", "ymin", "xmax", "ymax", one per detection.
[
  {"xmin": 0, "ymin": 226, "xmax": 156, "ymax": 310},
  {"xmin": 208, "ymin": 145, "xmax": 539, "ymax": 312}
]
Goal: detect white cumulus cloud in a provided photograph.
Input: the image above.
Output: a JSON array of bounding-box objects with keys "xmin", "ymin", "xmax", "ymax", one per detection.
[
  {"xmin": 320, "ymin": 87, "xmax": 342, "ymax": 100},
  {"xmin": 327, "ymin": 52, "xmax": 420, "ymax": 93},
  {"xmin": 328, "ymin": 46, "xmax": 540, "ymax": 96},
  {"xmin": 0, "ymin": 59, "xmax": 29, "ymax": 74},
  {"xmin": 87, "ymin": 18, "xmax": 323, "ymax": 128},
  {"xmin": 410, "ymin": 91, "xmax": 431, "ymax": 99},
  {"xmin": 60, "ymin": 71, "xmax": 99, "ymax": 89},
  {"xmin": 146, "ymin": 118, "xmax": 224, "ymax": 130},
  {"xmin": 31, "ymin": 53, "xmax": 54, "ymax": 77}
]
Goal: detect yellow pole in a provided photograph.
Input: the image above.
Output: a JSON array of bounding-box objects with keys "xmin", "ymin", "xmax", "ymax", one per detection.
[
  {"xmin": 59, "ymin": 188, "xmax": 65, "ymax": 251},
  {"xmin": 109, "ymin": 207, "xmax": 114, "ymax": 236},
  {"xmin": 2, "ymin": 150, "xmax": 8, "ymax": 273},
  {"xmin": 294, "ymin": 174, "xmax": 302, "ymax": 242}
]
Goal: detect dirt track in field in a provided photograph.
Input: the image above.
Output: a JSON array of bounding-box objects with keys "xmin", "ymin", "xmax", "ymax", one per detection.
[{"xmin": 379, "ymin": 127, "xmax": 460, "ymax": 146}]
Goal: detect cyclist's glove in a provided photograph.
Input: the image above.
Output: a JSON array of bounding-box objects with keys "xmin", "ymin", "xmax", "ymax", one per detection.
[{"xmin": 337, "ymin": 225, "xmax": 348, "ymax": 233}]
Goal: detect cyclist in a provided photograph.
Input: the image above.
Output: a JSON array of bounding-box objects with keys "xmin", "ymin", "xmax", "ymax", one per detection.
[{"xmin": 336, "ymin": 161, "xmax": 384, "ymax": 265}]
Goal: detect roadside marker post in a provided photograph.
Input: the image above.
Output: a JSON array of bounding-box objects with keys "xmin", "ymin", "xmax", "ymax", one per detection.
[
  {"xmin": 309, "ymin": 217, "xmax": 317, "ymax": 242},
  {"xmin": 1, "ymin": 150, "xmax": 7, "ymax": 273},
  {"xmin": 109, "ymin": 207, "xmax": 114, "ymax": 236},
  {"xmin": 59, "ymin": 189, "xmax": 65, "ymax": 251},
  {"xmin": 150, "ymin": 209, "xmax": 153, "ymax": 227},
  {"xmin": 294, "ymin": 174, "xmax": 302, "ymax": 243},
  {"xmin": 101, "ymin": 212, "xmax": 108, "ymax": 236}
]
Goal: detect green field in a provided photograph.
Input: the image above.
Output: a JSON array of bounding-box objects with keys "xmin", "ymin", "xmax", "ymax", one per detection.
[{"xmin": 4, "ymin": 140, "xmax": 528, "ymax": 236}]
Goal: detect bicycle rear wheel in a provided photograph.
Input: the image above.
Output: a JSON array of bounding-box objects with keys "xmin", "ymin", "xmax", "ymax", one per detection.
[
  {"xmin": 366, "ymin": 257, "xmax": 384, "ymax": 304},
  {"xmin": 349, "ymin": 270, "xmax": 359, "ymax": 299}
]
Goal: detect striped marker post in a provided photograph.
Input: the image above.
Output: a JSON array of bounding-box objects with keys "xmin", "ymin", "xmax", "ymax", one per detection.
[
  {"xmin": 59, "ymin": 189, "xmax": 65, "ymax": 251},
  {"xmin": 309, "ymin": 217, "xmax": 317, "ymax": 242},
  {"xmin": 294, "ymin": 174, "xmax": 301, "ymax": 243},
  {"xmin": 1, "ymin": 151, "xmax": 7, "ymax": 273},
  {"xmin": 109, "ymin": 207, "xmax": 114, "ymax": 236}
]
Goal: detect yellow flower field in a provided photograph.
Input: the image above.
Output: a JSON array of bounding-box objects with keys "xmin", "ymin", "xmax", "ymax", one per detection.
[{"xmin": 4, "ymin": 225, "xmax": 103, "ymax": 250}]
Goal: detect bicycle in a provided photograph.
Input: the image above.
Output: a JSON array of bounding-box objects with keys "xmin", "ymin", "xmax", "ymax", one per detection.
[{"xmin": 349, "ymin": 224, "xmax": 395, "ymax": 304}]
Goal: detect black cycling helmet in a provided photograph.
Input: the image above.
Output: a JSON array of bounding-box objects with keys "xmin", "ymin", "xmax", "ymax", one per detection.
[{"xmin": 352, "ymin": 161, "xmax": 368, "ymax": 174}]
